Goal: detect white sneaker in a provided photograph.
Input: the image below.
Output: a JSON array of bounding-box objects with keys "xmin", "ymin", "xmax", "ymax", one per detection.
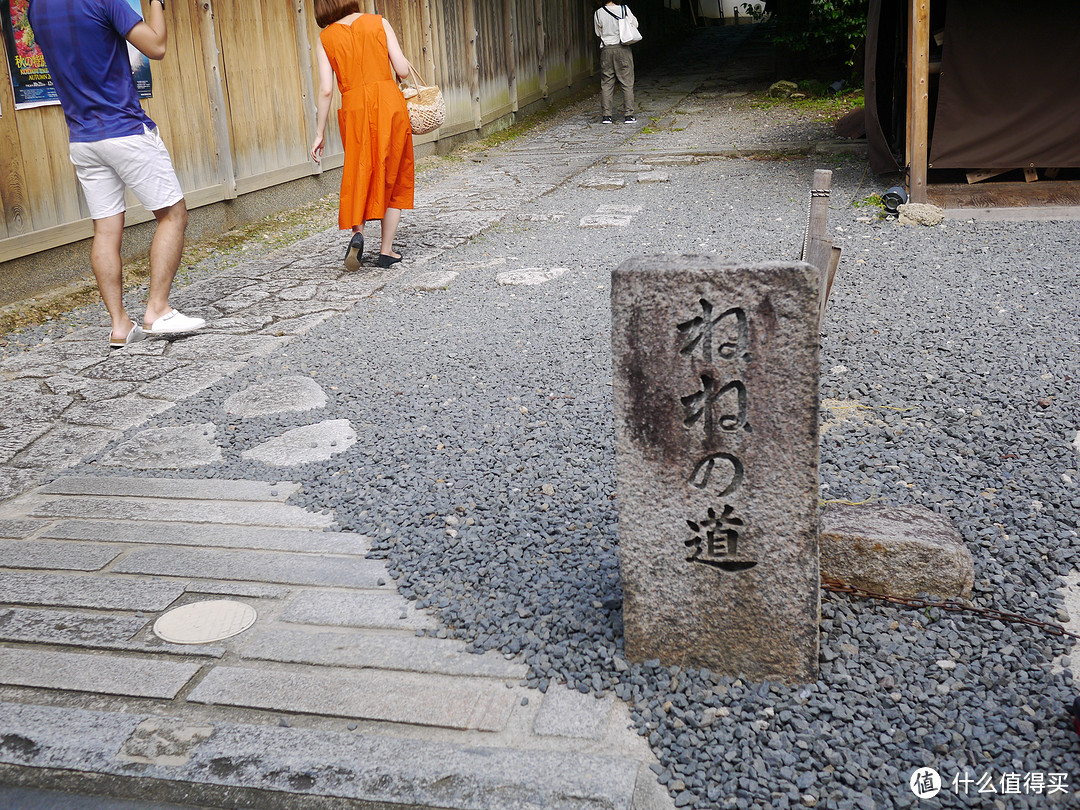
[{"xmin": 146, "ymin": 309, "xmax": 206, "ymax": 335}]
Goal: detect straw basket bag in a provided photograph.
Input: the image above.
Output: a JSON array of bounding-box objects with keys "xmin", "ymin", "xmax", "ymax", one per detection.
[{"xmin": 401, "ymin": 67, "xmax": 445, "ymax": 135}]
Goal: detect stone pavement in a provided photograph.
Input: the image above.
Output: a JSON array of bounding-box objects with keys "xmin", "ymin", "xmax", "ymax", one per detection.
[
  {"xmin": 0, "ymin": 476, "xmax": 664, "ymax": 809},
  {"xmin": 0, "ymin": 24, "xmax": 846, "ymax": 810}
]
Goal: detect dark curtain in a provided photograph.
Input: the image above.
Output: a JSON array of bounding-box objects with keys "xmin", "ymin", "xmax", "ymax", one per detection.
[{"xmin": 929, "ymin": 0, "xmax": 1080, "ymax": 169}]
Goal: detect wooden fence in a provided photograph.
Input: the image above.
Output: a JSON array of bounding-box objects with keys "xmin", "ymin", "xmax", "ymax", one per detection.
[{"xmin": 1, "ymin": 0, "xmax": 686, "ymax": 277}]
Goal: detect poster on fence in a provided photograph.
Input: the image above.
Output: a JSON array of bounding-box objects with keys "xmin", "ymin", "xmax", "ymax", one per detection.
[{"xmin": 2, "ymin": 0, "xmax": 152, "ymax": 113}]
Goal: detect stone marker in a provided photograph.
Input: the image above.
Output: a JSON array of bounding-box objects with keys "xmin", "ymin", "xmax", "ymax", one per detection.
[
  {"xmin": 819, "ymin": 503, "xmax": 974, "ymax": 598},
  {"xmin": 612, "ymin": 257, "xmax": 821, "ymax": 682}
]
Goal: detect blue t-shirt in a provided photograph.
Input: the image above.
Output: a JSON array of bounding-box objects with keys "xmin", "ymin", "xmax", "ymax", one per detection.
[{"xmin": 28, "ymin": 0, "xmax": 155, "ymax": 142}]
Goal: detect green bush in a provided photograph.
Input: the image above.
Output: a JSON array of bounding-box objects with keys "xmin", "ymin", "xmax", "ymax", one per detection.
[{"xmin": 744, "ymin": 0, "xmax": 868, "ymax": 67}]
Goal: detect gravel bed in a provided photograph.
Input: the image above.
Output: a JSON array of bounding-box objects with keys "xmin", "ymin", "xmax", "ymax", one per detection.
[
  {"xmin": 11, "ymin": 23, "xmax": 1080, "ymax": 810},
  {"xmin": 63, "ymin": 151, "xmax": 1080, "ymax": 808}
]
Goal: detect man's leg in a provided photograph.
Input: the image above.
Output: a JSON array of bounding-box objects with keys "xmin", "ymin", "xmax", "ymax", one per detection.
[
  {"xmin": 614, "ymin": 48, "xmax": 635, "ymax": 116},
  {"xmin": 89, "ymin": 212, "xmax": 134, "ymax": 341},
  {"xmin": 143, "ymin": 199, "xmax": 188, "ymax": 328},
  {"xmin": 600, "ymin": 48, "xmax": 616, "ymax": 117}
]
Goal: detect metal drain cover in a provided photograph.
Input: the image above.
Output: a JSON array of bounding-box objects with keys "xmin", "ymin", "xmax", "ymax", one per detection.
[{"xmin": 153, "ymin": 600, "xmax": 257, "ymax": 644}]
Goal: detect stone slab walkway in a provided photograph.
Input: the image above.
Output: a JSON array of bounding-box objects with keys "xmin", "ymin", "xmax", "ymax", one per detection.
[{"xmin": 0, "ymin": 475, "xmax": 665, "ymax": 809}]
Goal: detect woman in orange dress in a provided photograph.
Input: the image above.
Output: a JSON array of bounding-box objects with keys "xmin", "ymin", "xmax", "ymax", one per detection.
[{"xmin": 310, "ymin": 0, "xmax": 415, "ymax": 270}]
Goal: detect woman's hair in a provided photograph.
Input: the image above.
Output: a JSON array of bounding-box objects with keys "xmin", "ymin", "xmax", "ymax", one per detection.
[{"xmin": 314, "ymin": 0, "xmax": 360, "ymax": 29}]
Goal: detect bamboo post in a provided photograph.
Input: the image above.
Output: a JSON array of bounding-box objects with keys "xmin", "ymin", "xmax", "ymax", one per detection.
[
  {"xmin": 197, "ymin": 0, "xmax": 236, "ymax": 199},
  {"xmin": 293, "ymin": 0, "xmax": 319, "ymax": 174},
  {"xmin": 464, "ymin": 0, "xmax": 482, "ymax": 129},
  {"xmin": 503, "ymin": 0, "xmax": 518, "ymax": 111},
  {"xmin": 908, "ymin": 0, "xmax": 930, "ymax": 204}
]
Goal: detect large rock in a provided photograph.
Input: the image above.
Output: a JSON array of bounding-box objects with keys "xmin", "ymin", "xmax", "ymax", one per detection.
[
  {"xmin": 897, "ymin": 203, "xmax": 944, "ymax": 227},
  {"xmin": 820, "ymin": 503, "xmax": 974, "ymax": 598},
  {"xmin": 613, "ymin": 257, "xmax": 821, "ymax": 683}
]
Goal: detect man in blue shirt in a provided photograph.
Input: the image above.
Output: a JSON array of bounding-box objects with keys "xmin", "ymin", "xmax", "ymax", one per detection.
[{"xmin": 29, "ymin": 0, "xmax": 206, "ymax": 347}]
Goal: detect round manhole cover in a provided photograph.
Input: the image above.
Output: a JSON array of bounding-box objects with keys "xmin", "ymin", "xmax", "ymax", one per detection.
[{"xmin": 153, "ymin": 600, "xmax": 257, "ymax": 644}]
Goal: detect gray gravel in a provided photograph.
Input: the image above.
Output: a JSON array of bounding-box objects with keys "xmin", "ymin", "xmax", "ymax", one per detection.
[{"xmin": 7, "ymin": 24, "xmax": 1080, "ymax": 810}]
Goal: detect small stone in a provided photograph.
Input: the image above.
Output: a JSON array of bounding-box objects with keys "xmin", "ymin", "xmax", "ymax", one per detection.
[
  {"xmin": 347, "ymin": 722, "xmax": 357, "ymax": 731},
  {"xmin": 542, "ymin": 484, "xmax": 555, "ymax": 496}
]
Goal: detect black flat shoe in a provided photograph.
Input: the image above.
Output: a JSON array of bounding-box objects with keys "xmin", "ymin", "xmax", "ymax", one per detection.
[
  {"xmin": 375, "ymin": 253, "xmax": 402, "ymax": 268},
  {"xmin": 344, "ymin": 232, "xmax": 364, "ymax": 272}
]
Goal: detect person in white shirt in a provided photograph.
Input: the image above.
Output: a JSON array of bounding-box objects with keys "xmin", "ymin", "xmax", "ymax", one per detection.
[{"xmin": 593, "ymin": 2, "xmax": 638, "ymax": 124}]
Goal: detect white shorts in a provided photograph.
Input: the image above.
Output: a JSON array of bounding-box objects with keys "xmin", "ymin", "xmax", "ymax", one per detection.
[{"xmin": 69, "ymin": 125, "xmax": 184, "ymax": 220}]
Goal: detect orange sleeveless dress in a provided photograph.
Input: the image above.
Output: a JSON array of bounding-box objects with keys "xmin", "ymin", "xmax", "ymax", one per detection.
[{"xmin": 320, "ymin": 15, "xmax": 415, "ymax": 229}]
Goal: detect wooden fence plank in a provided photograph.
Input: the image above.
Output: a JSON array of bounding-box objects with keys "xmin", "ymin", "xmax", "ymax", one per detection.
[
  {"xmin": 198, "ymin": 0, "xmax": 236, "ymax": 198},
  {"xmin": 464, "ymin": 0, "xmax": 482, "ymax": 129},
  {"xmin": 0, "ymin": 59, "xmax": 30, "ymax": 238},
  {"xmin": 503, "ymin": 0, "xmax": 518, "ymax": 111}
]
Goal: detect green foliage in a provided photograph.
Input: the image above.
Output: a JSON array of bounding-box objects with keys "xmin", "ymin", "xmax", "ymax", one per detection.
[
  {"xmin": 749, "ymin": 88, "xmax": 864, "ymax": 121},
  {"xmin": 797, "ymin": 79, "xmax": 829, "ymax": 97},
  {"xmin": 851, "ymin": 193, "xmax": 883, "ymax": 210},
  {"xmin": 746, "ymin": 0, "xmax": 869, "ymax": 66},
  {"xmin": 799, "ymin": 0, "xmax": 868, "ymax": 57}
]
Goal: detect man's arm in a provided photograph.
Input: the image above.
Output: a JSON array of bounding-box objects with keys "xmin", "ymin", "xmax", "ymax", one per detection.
[{"xmin": 126, "ymin": 0, "xmax": 167, "ymax": 60}]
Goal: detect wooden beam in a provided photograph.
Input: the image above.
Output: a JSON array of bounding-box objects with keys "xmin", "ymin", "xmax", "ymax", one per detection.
[
  {"xmin": 197, "ymin": 0, "xmax": 237, "ymax": 199},
  {"xmin": 464, "ymin": 0, "xmax": 482, "ymax": 130},
  {"xmin": 535, "ymin": 0, "xmax": 548, "ymax": 99},
  {"xmin": 503, "ymin": 0, "xmax": 518, "ymax": 112},
  {"xmin": 293, "ymin": 0, "xmax": 319, "ymax": 173},
  {"xmin": 966, "ymin": 169, "xmax": 1009, "ymax": 184},
  {"xmin": 908, "ymin": 0, "xmax": 930, "ymax": 204},
  {"xmin": 0, "ymin": 64, "xmax": 30, "ymax": 238},
  {"xmin": 802, "ymin": 168, "xmax": 832, "ymax": 259},
  {"xmin": 420, "ymin": 0, "xmax": 437, "ymax": 90},
  {"xmin": 563, "ymin": 0, "xmax": 572, "ymax": 88}
]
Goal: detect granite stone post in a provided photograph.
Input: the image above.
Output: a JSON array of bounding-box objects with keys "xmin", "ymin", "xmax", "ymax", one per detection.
[{"xmin": 612, "ymin": 257, "xmax": 821, "ymax": 682}]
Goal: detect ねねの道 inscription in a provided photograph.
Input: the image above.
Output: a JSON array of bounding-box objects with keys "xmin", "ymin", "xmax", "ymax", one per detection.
[{"xmin": 612, "ymin": 258, "xmax": 821, "ymax": 682}]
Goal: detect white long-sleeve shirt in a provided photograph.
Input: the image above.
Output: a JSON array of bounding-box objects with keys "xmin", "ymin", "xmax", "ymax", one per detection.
[{"xmin": 594, "ymin": 4, "xmax": 638, "ymax": 47}]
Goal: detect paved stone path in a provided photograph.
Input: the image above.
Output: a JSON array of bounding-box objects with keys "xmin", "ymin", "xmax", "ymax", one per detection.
[
  {"xmin": 0, "ymin": 24, "xmax": 838, "ymax": 810},
  {"xmin": 0, "ymin": 476, "xmax": 664, "ymax": 808}
]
